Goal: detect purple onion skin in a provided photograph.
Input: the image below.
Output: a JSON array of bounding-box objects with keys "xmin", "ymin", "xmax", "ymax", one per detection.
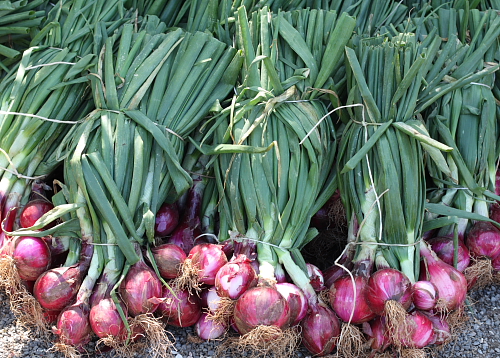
[
  {"xmin": 363, "ymin": 316, "xmax": 391, "ymax": 354},
  {"xmin": 89, "ymin": 297, "xmax": 127, "ymax": 340},
  {"xmin": 195, "ymin": 313, "xmax": 227, "ymax": 340},
  {"xmin": 13, "ymin": 236, "xmax": 51, "ymax": 281},
  {"xmin": 34, "ymin": 267, "xmax": 83, "ymax": 311},
  {"xmin": 275, "ymin": 283, "xmax": 308, "ymax": 326},
  {"xmin": 167, "ymin": 222, "xmax": 198, "ymax": 255},
  {"xmin": 215, "ymin": 254, "xmax": 257, "ymax": 299},
  {"xmin": 43, "ymin": 236, "xmax": 69, "ymax": 256},
  {"xmin": 155, "ymin": 203, "xmax": 179, "ymax": 237},
  {"xmin": 466, "ymin": 221, "xmax": 500, "ymax": 259},
  {"xmin": 412, "ymin": 281, "xmax": 438, "ymax": 311},
  {"xmin": 492, "ymin": 255, "xmax": 500, "ymax": 271},
  {"xmin": 301, "ymin": 303, "xmax": 340, "ymax": 356},
  {"xmin": 53, "ymin": 302, "xmax": 92, "ymax": 349},
  {"xmin": 187, "ymin": 243, "xmax": 228, "ymax": 286},
  {"xmin": 400, "ymin": 311, "xmax": 435, "ymax": 349},
  {"xmin": 490, "ymin": 204, "xmax": 500, "ymax": 223},
  {"xmin": 119, "ymin": 261, "xmax": 162, "ymax": 317},
  {"xmin": 419, "ymin": 242, "xmax": 467, "ymax": 312},
  {"xmin": 420, "ymin": 311, "xmax": 451, "ymax": 345},
  {"xmin": 200, "ymin": 286, "xmax": 221, "ymax": 313},
  {"xmin": 306, "ymin": 263, "xmax": 326, "ymax": 292},
  {"xmin": 427, "ymin": 236, "xmax": 470, "ymax": 272},
  {"xmin": 233, "ymin": 286, "xmax": 291, "ymax": 335},
  {"xmin": 151, "ymin": 243, "xmax": 186, "ymax": 279},
  {"xmin": 158, "ymin": 287, "xmax": 202, "ymax": 327},
  {"xmin": 329, "ymin": 275, "xmax": 377, "ymax": 324},
  {"xmin": 33, "ymin": 243, "xmax": 93, "ymax": 311},
  {"xmin": 19, "ymin": 199, "xmax": 55, "ymax": 229},
  {"xmin": 365, "ymin": 268, "xmax": 412, "ymax": 316},
  {"xmin": 220, "ymin": 240, "xmax": 234, "ymax": 260},
  {"xmin": 0, "ymin": 206, "xmax": 17, "ymax": 255}
]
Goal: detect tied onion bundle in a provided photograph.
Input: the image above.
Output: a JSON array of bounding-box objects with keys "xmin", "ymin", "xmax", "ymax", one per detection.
[{"xmin": 199, "ymin": 6, "xmax": 355, "ymax": 355}]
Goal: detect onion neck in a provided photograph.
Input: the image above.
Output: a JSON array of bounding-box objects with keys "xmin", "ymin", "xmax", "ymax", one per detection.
[{"xmin": 275, "ymin": 248, "xmax": 317, "ymax": 306}]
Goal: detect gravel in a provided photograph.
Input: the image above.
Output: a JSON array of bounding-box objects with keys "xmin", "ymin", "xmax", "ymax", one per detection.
[{"xmin": 1, "ymin": 286, "xmax": 499, "ymax": 358}]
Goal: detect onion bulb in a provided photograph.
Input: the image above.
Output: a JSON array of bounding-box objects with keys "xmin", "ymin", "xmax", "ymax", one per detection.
[
  {"xmin": 275, "ymin": 282, "xmax": 308, "ymax": 327},
  {"xmin": 412, "ymin": 281, "xmax": 438, "ymax": 311},
  {"xmin": 419, "ymin": 242, "xmax": 467, "ymax": 312},
  {"xmin": 12, "ymin": 236, "xmax": 51, "ymax": 281},
  {"xmin": 233, "ymin": 285, "xmax": 290, "ymax": 335},
  {"xmin": 151, "ymin": 243, "xmax": 186, "ymax": 279},
  {"xmin": 195, "ymin": 312, "xmax": 226, "ymax": 340},
  {"xmin": 466, "ymin": 221, "xmax": 500, "ymax": 259},
  {"xmin": 427, "ymin": 236, "xmax": 470, "ymax": 272},
  {"xmin": 301, "ymin": 303, "xmax": 340, "ymax": 356},
  {"xmin": 215, "ymin": 254, "xmax": 257, "ymax": 299},
  {"xmin": 158, "ymin": 287, "xmax": 202, "ymax": 327},
  {"xmin": 187, "ymin": 243, "xmax": 228, "ymax": 286},
  {"xmin": 329, "ymin": 275, "xmax": 376, "ymax": 324},
  {"xmin": 365, "ymin": 268, "xmax": 412, "ymax": 315},
  {"xmin": 119, "ymin": 260, "xmax": 162, "ymax": 317}
]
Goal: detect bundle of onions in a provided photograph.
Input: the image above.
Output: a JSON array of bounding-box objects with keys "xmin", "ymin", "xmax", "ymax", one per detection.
[{"xmin": 203, "ymin": 7, "xmax": 356, "ymax": 356}]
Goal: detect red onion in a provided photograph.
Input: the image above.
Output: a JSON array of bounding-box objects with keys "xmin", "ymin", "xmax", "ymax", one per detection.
[
  {"xmin": 187, "ymin": 243, "xmax": 228, "ymax": 286},
  {"xmin": 466, "ymin": 221, "xmax": 500, "ymax": 259},
  {"xmin": 490, "ymin": 203, "xmax": 500, "ymax": 223},
  {"xmin": 12, "ymin": 236, "xmax": 51, "ymax": 281},
  {"xmin": 151, "ymin": 243, "xmax": 186, "ymax": 279},
  {"xmin": 365, "ymin": 268, "xmax": 412, "ymax": 315},
  {"xmin": 201, "ymin": 286, "xmax": 222, "ymax": 313},
  {"xmin": 233, "ymin": 285, "xmax": 291, "ymax": 335},
  {"xmin": 420, "ymin": 311, "xmax": 451, "ymax": 345},
  {"xmin": 363, "ymin": 316, "xmax": 391, "ymax": 354},
  {"xmin": 220, "ymin": 240, "xmax": 234, "ymax": 260},
  {"xmin": 310, "ymin": 191, "xmax": 343, "ymax": 230},
  {"xmin": 89, "ymin": 297, "xmax": 127, "ymax": 340},
  {"xmin": 399, "ymin": 311, "xmax": 435, "ymax": 348},
  {"xmin": 215, "ymin": 254, "xmax": 257, "ymax": 299},
  {"xmin": 492, "ymin": 254, "xmax": 500, "ymax": 271},
  {"xmin": 323, "ymin": 265, "xmax": 347, "ymax": 288},
  {"xmin": 43, "ymin": 236, "xmax": 70, "ymax": 256},
  {"xmin": 19, "ymin": 199, "xmax": 55, "ymax": 229},
  {"xmin": 43, "ymin": 309, "xmax": 60, "ymax": 324},
  {"xmin": 301, "ymin": 302, "xmax": 340, "ymax": 356},
  {"xmin": 329, "ymin": 275, "xmax": 376, "ymax": 324},
  {"xmin": 155, "ymin": 203, "xmax": 179, "ymax": 237},
  {"xmin": 275, "ymin": 282, "xmax": 308, "ymax": 326},
  {"xmin": 274, "ymin": 263, "xmax": 287, "ymax": 283},
  {"xmin": 419, "ymin": 241, "xmax": 467, "ymax": 312},
  {"xmin": 427, "ymin": 236, "xmax": 470, "ymax": 272},
  {"xmin": 158, "ymin": 287, "xmax": 202, "ymax": 327},
  {"xmin": 412, "ymin": 281, "xmax": 438, "ymax": 311},
  {"xmin": 119, "ymin": 260, "xmax": 162, "ymax": 317},
  {"xmin": 167, "ymin": 222, "xmax": 199, "ymax": 255},
  {"xmin": 306, "ymin": 263, "xmax": 325, "ymax": 292},
  {"xmin": 33, "ymin": 243, "xmax": 92, "ymax": 311},
  {"xmin": 0, "ymin": 206, "xmax": 18, "ymax": 255},
  {"xmin": 195, "ymin": 312, "xmax": 227, "ymax": 340},
  {"xmin": 53, "ymin": 301, "xmax": 92, "ymax": 349}
]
